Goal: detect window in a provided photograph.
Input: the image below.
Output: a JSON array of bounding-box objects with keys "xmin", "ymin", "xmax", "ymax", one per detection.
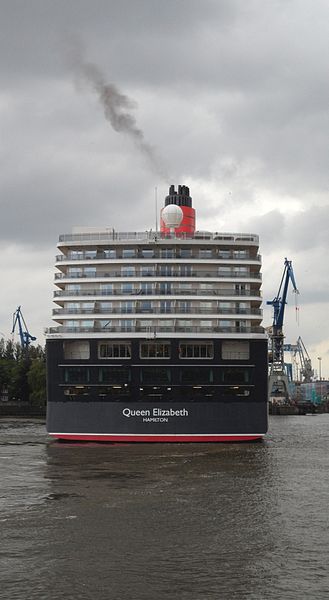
[
  {"xmin": 67, "ymin": 302, "xmax": 80, "ymax": 312},
  {"xmin": 200, "ymin": 283, "xmax": 212, "ymax": 294},
  {"xmin": 233, "ymin": 266, "xmax": 248, "ymax": 275},
  {"xmin": 158, "ymin": 320, "xmax": 173, "ymax": 330},
  {"xmin": 200, "ymin": 302, "xmax": 212, "ymax": 313},
  {"xmin": 67, "ymin": 320, "xmax": 79, "ymax": 328},
  {"xmin": 159, "ymin": 265, "xmax": 172, "ymax": 276},
  {"xmin": 67, "ymin": 284, "xmax": 81, "ymax": 291},
  {"xmin": 180, "ymin": 265, "xmax": 192, "ymax": 276},
  {"xmin": 178, "ymin": 301, "xmax": 191, "ymax": 313},
  {"xmin": 180, "ymin": 367, "xmax": 213, "ymax": 384},
  {"xmin": 218, "ymin": 250, "xmax": 230, "ymax": 259},
  {"xmin": 68, "ymin": 267, "xmax": 82, "ymax": 277},
  {"xmin": 177, "ymin": 320, "xmax": 193, "ymax": 331},
  {"xmin": 160, "ymin": 301, "xmax": 172, "ymax": 313},
  {"xmin": 64, "ymin": 367, "xmax": 90, "ymax": 383},
  {"xmin": 100, "ymin": 283, "xmax": 113, "ymax": 294},
  {"xmin": 119, "ymin": 319, "xmax": 134, "ymax": 331},
  {"xmin": 141, "ymin": 282, "xmax": 154, "ymax": 294},
  {"xmin": 179, "ymin": 283, "xmax": 192, "ymax": 290},
  {"xmin": 237, "ymin": 302, "xmax": 248, "ymax": 314},
  {"xmin": 85, "ymin": 250, "xmax": 97, "ymax": 259},
  {"xmin": 99, "ymin": 367, "xmax": 130, "ymax": 384},
  {"xmin": 199, "ymin": 249, "xmax": 212, "ymax": 258},
  {"xmin": 233, "ymin": 250, "xmax": 248, "ymax": 259},
  {"xmin": 140, "ymin": 367, "xmax": 171, "ymax": 385},
  {"xmin": 104, "ymin": 249, "xmax": 116, "ymax": 259},
  {"xmin": 64, "ymin": 341, "xmax": 90, "ymax": 360},
  {"xmin": 121, "ymin": 283, "xmax": 133, "ymax": 294},
  {"xmin": 141, "ymin": 249, "xmax": 154, "ymax": 258},
  {"xmin": 219, "ymin": 320, "xmax": 231, "ymax": 328},
  {"xmin": 121, "ymin": 266, "xmax": 135, "ymax": 277},
  {"xmin": 81, "ymin": 302, "xmax": 94, "ymax": 312},
  {"xmin": 98, "ymin": 301, "xmax": 112, "ymax": 311},
  {"xmin": 140, "ymin": 301, "xmax": 152, "ymax": 312},
  {"xmin": 121, "ymin": 301, "xmax": 134, "ymax": 313},
  {"xmin": 219, "ymin": 302, "xmax": 232, "ymax": 313},
  {"xmin": 122, "ymin": 249, "xmax": 136, "ymax": 258},
  {"xmin": 218, "ymin": 266, "xmax": 231, "ymax": 275},
  {"xmin": 81, "ymin": 320, "xmax": 94, "ymax": 329},
  {"xmin": 221, "ymin": 341, "xmax": 250, "ymax": 360},
  {"xmin": 179, "ymin": 342, "xmax": 214, "ymax": 359},
  {"xmin": 84, "ymin": 267, "xmax": 96, "ymax": 277},
  {"xmin": 69, "ymin": 250, "xmax": 84, "ymax": 260},
  {"xmin": 140, "ymin": 342, "xmax": 171, "ymax": 358},
  {"xmin": 200, "ymin": 320, "xmax": 213, "ymax": 330},
  {"xmin": 141, "ymin": 266, "xmax": 155, "ymax": 276},
  {"xmin": 180, "ymin": 248, "xmax": 192, "ymax": 258},
  {"xmin": 160, "ymin": 249, "xmax": 174, "ymax": 258},
  {"xmin": 99, "ymin": 342, "xmax": 131, "ymax": 359},
  {"xmin": 159, "ymin": 282, "xmax": 171, "ymax": 294},
  {"xmin": 221, "ymin": 368, "xmax": 250, "ymax": 384}
]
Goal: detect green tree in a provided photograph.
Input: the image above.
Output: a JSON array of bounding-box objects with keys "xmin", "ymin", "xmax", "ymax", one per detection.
[{"xmin": 27, "ymin": 358, "xmax": 47, "ymax": 406}]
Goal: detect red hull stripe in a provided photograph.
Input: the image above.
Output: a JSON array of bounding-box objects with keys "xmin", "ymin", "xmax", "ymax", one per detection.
[{"xmin": 49, "ymin": 433, "xmax": 264, "ymax": 442}]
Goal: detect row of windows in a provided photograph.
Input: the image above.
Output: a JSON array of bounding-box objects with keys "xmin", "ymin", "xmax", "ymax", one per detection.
[
  {"xmin": 64, "ymin": 341, "xmax": 250, "ymax": 360},
  {"xmin": 66, "ymin": 266, "xmax": 252, "ymax": 276},
  {"xmin": 62, "ymin": 386, "xmax": 252, "ymax": 401},
  {"xmin": 66, "ymin": 283, "xmax": 251, "ymax": 292},
  {"xmin": 63, "ymin": 366, "xmax": 252, "ymax": 385},
  {"xmin": 64, "ymin": 301, "xmax": 251, "ymax": 312},
  {"xmin": 67, "ymin": 249, "xmax": 251, "ymax": 260}
]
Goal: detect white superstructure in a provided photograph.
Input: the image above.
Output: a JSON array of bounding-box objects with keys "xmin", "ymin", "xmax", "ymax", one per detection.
[{"xmin": 47, "ymin": 229, "xmax": 264, "ymax": 340}]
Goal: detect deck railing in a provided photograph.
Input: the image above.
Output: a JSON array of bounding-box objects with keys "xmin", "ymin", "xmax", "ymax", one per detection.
[
  {"xmin": 54, "ymin": 288, "xmax": 262, "ymax": 298},
  {"xmin": 46, "ymin": 325, "xmax": 264, "ymax": 335}
]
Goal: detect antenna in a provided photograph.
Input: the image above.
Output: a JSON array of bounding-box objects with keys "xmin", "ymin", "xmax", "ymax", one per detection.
[{"xmin": 155, "ymin": 186, "xmax": 158, "ymax": 233}]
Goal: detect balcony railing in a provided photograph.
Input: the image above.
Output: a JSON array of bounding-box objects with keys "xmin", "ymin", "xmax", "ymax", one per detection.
[
  {"xmin": 52, "ymin": 307, "xmax": 262, "ymax": 316},
  {"xmin": 58, "ymin": 231, "xmax": 259, "ymax": 243},
  {"xmin": 47, "ymin": 325, "xmax": 265, "ymax": 335},
  {"xmin": 54, "ymin": 270, "xmax": 261, "ymax": 280},
  {"xmin": 55, "ymin": 253, "xmax": 262, "ymax": 262},
  {"xmin": 54, "ymin": 288, "xmax": 262, "ymax": 298}
]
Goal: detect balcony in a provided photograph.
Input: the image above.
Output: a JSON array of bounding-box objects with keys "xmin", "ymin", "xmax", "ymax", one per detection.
[
  {"xmin": 58, "ymin": 231, "xmax": 259, "ymax": 244},
  {"xmin": 55, "ymin": 252, "xmax": 262, "ymax": 262},
  {"xmin": 52, "ymin": 307, "xmax": 262, "ymax": 316},
  {"xmin": 54, "ymin": 270, "xmax": 261, "ymax": 280},
  {"xmin": 47, "ymin": 324, "xmax": 265, "ymax": 335},
  {"xmin": 54, "ymin": 287, "xmax": 262, "ymax": 298}
]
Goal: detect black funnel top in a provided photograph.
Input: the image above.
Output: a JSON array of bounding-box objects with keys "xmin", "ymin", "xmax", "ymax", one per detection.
[{"xmin": 165, "ymin": 185, "xmax": 192, "ymax": 208}]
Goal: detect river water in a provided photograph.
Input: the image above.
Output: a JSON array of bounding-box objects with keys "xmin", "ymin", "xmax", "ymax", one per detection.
[{"xmin": 0, "ymin": 416, "xmax": 328, "ymax": 600}]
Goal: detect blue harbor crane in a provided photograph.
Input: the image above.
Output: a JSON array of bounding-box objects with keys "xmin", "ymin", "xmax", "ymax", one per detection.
[
  {"xmin": 11, "ymin": 306, "xmax": 36, "ymax": 349},
  {"xmin": 267, "ymin": 258, "xmax": 299, "ymax": 401}
]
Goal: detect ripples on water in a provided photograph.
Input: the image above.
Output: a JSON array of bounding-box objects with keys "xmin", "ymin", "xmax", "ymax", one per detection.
[{"xmin": 0, "ymin": 416, "xmax": 329, "ymax": 600}]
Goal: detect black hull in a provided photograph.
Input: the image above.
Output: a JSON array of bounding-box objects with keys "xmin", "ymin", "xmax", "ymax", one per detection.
[{"xmin": 46, "ymin": 337, "xmax": 268, "ymax": 442}]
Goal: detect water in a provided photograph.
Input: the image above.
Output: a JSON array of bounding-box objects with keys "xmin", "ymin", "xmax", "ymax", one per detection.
[{"xmin": 0, "ymin": 416, "xmax": 329, "ymax": 600}]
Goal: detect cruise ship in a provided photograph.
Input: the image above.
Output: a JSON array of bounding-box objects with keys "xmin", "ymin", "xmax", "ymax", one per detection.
[{"xmin": 46, "ymin": 185, "xmax": 268, "ymax": 442}]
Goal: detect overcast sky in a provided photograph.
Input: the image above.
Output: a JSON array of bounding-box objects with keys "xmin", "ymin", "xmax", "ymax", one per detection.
[{"xmin": 1, "ymin": 0, "xmax": 328, "ymax": 378}]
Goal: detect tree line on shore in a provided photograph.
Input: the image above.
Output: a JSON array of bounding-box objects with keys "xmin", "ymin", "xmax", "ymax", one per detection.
[{"xmin": 0, "ymin": 339, "xmax": 46, "ymax": 406}]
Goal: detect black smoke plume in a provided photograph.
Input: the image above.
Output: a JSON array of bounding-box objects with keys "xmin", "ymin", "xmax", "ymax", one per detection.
[{"xmin": 68, "ymin": 45, "xmax": 167, "ymax": 179}]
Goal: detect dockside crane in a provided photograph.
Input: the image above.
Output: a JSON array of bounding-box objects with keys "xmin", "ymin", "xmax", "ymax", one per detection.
[
  {"xmin": 284, "ymin": 336, "xmax": 314, "ymax": 383},
  {"xmin": 267, "ymin": 258, "xmax": 299, "ymax": 401},
  {"xmin": 11, "ymin": 306, "xmax": 36, "ymax": 349}
]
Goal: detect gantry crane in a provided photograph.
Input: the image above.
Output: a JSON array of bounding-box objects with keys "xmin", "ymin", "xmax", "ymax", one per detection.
[
  {"xmin": 267, "ymin": 258, "xmax": 299, "ymax": 401},
  {"xmin": 11, "ymin": 306, "xmax": 36, "ymax": 348},
  {"xmin": 284, "ymin": 336, "xmax": 314, "ymax": 383}
]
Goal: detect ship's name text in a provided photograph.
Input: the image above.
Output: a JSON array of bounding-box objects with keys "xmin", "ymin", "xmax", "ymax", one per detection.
[{"xmin": 122, "ymin": 408, "xmax": 189, "ymax": 418}]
